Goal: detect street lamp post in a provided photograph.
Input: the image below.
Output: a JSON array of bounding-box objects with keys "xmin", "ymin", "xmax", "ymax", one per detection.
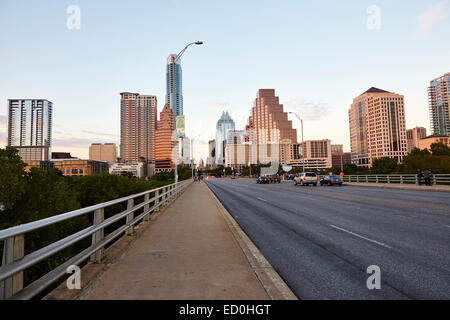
[
  {"xmin": 173, "ymin": 41, "xmax": 203, "ymax": 183},
  {"xmin": 288, "ymin": 112, "xmax": 305, "ymax": 173}
]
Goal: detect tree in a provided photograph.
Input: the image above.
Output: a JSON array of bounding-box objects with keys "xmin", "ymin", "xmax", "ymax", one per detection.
[
  {"xmin": 430, "ymin": 142, "xmax": 450, "ymax": 156},
  {"xmin": 371, "ymin": 157, "xmax": 398, "ymax": 174},
  {"xmin": 0, "ymin": 147, "xmax": 28, "ymax": 210}
]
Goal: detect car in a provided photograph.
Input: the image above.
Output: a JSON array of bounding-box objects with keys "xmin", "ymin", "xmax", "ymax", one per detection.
[
  {"xmin": 256, "ymin": 176, "xmax": 270, "ymax": 184},
  {"xmin": 320, "ymin": 175, "xmax": 343, "ymax": 186},
  {"xmin": 268, "ymin": 175, "xmax": 281, "ymax": 183},
  {"xmin": 231, "ymin": 175, "xmax": 236, "ymax": 179},
  {"xmin": 294, "ymin": 172, "xmax": 319, "ymax": 186}
]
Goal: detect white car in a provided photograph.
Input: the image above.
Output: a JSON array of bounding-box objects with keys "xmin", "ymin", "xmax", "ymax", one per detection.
[{"xmin": 294, "ymin": 172, "xmax": 319, "ymax": 186}]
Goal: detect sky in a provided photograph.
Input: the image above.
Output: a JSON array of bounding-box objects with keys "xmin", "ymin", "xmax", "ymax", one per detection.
[{"xmin": 0, "ymin": 0, "xmax": 449, "ymax": 162}]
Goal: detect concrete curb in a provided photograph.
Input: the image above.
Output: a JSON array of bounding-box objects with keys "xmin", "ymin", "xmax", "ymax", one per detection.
[
  {"xmin": 204, "ymin": 183, "xmax": 298, "ymax": 300},
  {"xmin": 345, "ymin": 182, "xmax": 450, "ymax": 193}
]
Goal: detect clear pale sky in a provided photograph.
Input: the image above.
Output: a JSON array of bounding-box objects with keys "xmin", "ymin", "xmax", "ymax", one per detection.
[{"xmin": 1, "ymin": 0, "xmax": 449, "ymax": 162}]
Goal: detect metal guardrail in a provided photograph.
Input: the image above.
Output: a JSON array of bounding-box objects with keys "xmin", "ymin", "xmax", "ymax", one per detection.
[
  {"xmin": 341, "ymin": 174, "xmax": 450, "ymax": 185},
  {"xmin": 0, "ymin": 179, "xmax": 192, "ymax": 300}
]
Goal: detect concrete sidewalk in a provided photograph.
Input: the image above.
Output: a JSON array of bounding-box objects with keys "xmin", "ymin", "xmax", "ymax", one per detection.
[
  {"xmin": 78, "ymin": 182, "xmax": 294, "ymax": 300},
  {"xmin": 345, "ymin": 182, "xmax": 450, "ymax": 193}
]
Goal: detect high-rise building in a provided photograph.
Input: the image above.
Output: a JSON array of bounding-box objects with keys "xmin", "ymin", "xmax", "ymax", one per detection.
[
  {"xmin": 7, "ymin": 99, "xmax": 53, "ymax": 161},
  {"xmin": 428, "ymin": 73, "xmax": 450, "ymax": 136},
  {"xmin": 120, "ymin": 92, "xmax": 157, "ymax": 175},
  {"xmin": 166, "ymin": 54, "xmax": 183, "ymax": 118},
  {"xmin": 215, "ymin": 111, "xmax": 235, "ymax": 165},
  {"xmin": 349, "ymin": 87, "xmax": 407, "ymax": 167},
  {"xmin": 89, "ymin": 143, "xmax": 118, "ymax": 162},
  {"xmin": 155, "ymin": 104, "xmax": 175, "ymax": 173},
  {"xmin": 207, "ymin": 139, "xmax": 216, "ymax": 168},
  {"xmin": 406, "ymin": 127, "xmax": 427, "ymax": 153},
  {"xmin": 177, "ymin": 136, "xmax": 191, "ymax": 165},
  {"xmin": 246, "ymin": 89, "xmax": 297, "ymax": 145}
]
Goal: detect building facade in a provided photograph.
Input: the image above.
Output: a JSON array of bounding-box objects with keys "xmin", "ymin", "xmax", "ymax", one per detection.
[
  {"xmin": 177, "ymin": 137, "xmax": 191, "ymax": 165},
  {"xmin": 166, "ymin": 54, "xmax": 183, "ymax": 118},
  {"xmin": 215, "ymin": 111, "xmax": 235, "ymax": 165},
  {"xmin": 7, "ymin": 99, "xmax": 52, "ymax": 161},
  {"xmin": 120, "ymin": 92, "xmax": 157, "ymax": 175},
  {"xmin": 52, "ymin": 159, "xmax": 109, "ymax": 176},
  {"xmin": 207, "ymin": 139, "xmax": 216, "ymax": 168},
  {"xmin": 418, "ymin": 135, "xmax": 450, "ymax": 150},
  {"xmin": 349, "ymin": 87, "xmax": 407, "ymax": 167},
  {"xmin": 428, "ymin": 73, "xmax": 450, "ymax": 136},
  {"xmin": 155, "ymin": 104, "xmax": 175, "ymax": 173},
  {"xmin": 89, "ymin": 143, "xmax": 117, "ymax": 162},
  {"xmin": 245, "ymin": 89, "xmax": 297, "ymax": 145},
  {"xmin": 406, "ymin": 127, "xmax": 427, "ymax": 153}
]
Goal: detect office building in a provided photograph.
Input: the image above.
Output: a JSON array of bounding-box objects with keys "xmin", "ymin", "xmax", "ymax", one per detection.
[
  {"xmin": 207, "ymin": 139, "xmax": 216, "ymax": 168},
  {"xmin": 349, "ymin": 87, "xmax": 407, "ymax": 167},
  {"xmin": 418, "ymin": 135, "xmax": 450, "ymax": 150},
  {"xmin": 155, "ymin": 104, "xmax": 175, "ymax": 173},
  {"xmin": 120, "ymin": 92, "xmax": 157, "ymax": 175},
  {"xmin": 89, "ymin": 143, "xmax": 117, "ymax": 162},
  {"xmin": 288, "ymin": 139, "xmax": 332, "ymax": 170},
  {"xmin": 406, "ymin": 127, "xmax": 427, "ymax": 153},
  {"xmin": 7, "ymin": 99, "xmax": 52, "ymax": 161},
  {"xmin": 215, "ymin": 111, "xmax": 235, "ymax": 165},
  {"xmin": 245, "ymin": 89, "xmax": 297, "ymax": 145},
  {"xmin": 52, "ymin": 159, "xmax": 109, "ymax": 176},
  {"xmin": 428, "ymin": 73, "xmax": 450, "ymax": 136}
]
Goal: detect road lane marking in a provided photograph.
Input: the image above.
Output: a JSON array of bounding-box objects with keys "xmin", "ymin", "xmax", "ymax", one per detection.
[
  {"xmin": 257, "ymin": 197, "xmax": 268, "ymax": 202},
  {"xmin": 329, "ymin": 224, "xmax": 392, "ymax": 249},
  {"xmin": 275, "ymin": 185, "xmax": 450, "ymax": 212}
]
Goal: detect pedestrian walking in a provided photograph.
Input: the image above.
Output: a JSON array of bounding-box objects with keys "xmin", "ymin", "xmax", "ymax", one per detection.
[
  {"xmin": 424, "ymin": 169, "xmax": 432, "ymax": 186},
  {"xmin": 416, "ymin": 169, "xmax": 423, "ymax": 185}
]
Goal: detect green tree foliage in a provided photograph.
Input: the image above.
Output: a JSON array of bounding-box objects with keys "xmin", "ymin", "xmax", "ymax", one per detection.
[
  {"xmin": 371, "ymin": 157, "xmax": 398, "ymax": 174},
  {"xmin": 0, "ymin": 147, "xmax": 27, "ymax": 210},
  {"xmin": 0, "ymin": 147, "xmax": 178, "ymax": 288},
  {"xmin": 430, "ymin": 142, "xmax": 450, "ymax": 156}
]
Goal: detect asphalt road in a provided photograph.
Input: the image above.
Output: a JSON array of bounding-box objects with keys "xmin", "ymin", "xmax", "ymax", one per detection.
[{"xmin": 204, "ymin": 178, "xmax": 450, "ymax": 300}]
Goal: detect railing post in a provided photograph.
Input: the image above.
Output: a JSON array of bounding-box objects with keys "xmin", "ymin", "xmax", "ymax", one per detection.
[
  {"xmin": 387, "ymin": 175, "xmax": 390, "ymax": 184},
  {"xmin": 433, "ymin": 175, "xmax": 437, "ymax": 185},
  {"xmin": 90, "ymin": 208, "xmax": 104, "ymax": 263},
  {"xmin": 126, "ymin": 198, "xmax": 134, "ymax": 236},
  {"xmin": 365, "ymin": 175, "xmax": 368, "ymax": 183},
  {"xmin": 143, "ymin": 193, "xmax": 150, "ymax": 222},
  {"xmin": 400, "ymin": 175, "xmax": 403, "ymax": 184},
  {"xmin": 1, "ymin": 234, "xmax": 25, "ymax": 299},
  {"xmin": 376, "ymin": 175, "xmax": 379, "ymax": 183},
  {"xmin": 154, "ymin": 189, "xmax": 160, "ymax": 212}
]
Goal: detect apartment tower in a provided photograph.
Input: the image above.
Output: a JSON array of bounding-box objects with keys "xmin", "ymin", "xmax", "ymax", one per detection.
[
  {"xmin": 7, "ymin": 99, "xmax": 52, "ymax": 161},
  {"xmin": 428, "ymin": 73, "xmax": 450, "ymax": 136},
  {"xmin": 120, "ymin": 93, "xmax": 157, "ymax": 175},
  {"xmin": 349, "ymin": 87, "xmax": 407, "ymax": 167},
  {"xmin": 406, "ymin": 127, "xmax": 427, "ymax": 153}
]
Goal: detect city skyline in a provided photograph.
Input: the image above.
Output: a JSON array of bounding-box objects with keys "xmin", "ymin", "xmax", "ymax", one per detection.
[{"xmin": 1, "ymin": 1, "xmax": 449, "ymax": 162}]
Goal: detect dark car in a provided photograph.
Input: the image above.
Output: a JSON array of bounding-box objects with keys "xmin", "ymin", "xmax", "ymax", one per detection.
[
  {"xmin": 256, "ymin": 176, "xmax": 270, "ymax": 184},
  {"xmin": 320, "ymin": 175, "xmax": 343, "ymax": 186},
  {"xmin": 269, "ymin": 175, "xmax": 281, "ymax": 183}
]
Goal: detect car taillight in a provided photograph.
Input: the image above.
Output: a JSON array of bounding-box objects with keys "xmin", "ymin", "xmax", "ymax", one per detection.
[
  {"xmin": 317, "ymin": 177, "xmax": 319, "ymax": 180},
  {"xmin": 331, "ymin": 179, "xmax": 334, "ymax": 182},
  {"xmin": 304, "ymin": 177, "xmax": 306, "ymax": 180}
]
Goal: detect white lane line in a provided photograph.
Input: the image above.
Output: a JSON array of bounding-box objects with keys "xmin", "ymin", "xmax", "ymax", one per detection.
[
  {"xmin": 329, "ymin": 224, "xmax": 392, "ymax": 249},
  {"xmin": 257, "ymin": 197, "xmax": 268, "ymax": 202}
]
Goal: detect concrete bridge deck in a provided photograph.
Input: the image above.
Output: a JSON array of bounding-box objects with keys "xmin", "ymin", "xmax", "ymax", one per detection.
[{"xmin": 76, "ymin": 181, "xmax": 295, "ymax": 300}]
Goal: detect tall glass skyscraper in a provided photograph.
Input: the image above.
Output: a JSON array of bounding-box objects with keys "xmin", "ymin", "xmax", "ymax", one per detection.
[
  {"xmin": 7, "ymin": 99, "xmax": 52, "ymax": 161},
  {"xmin": 166, "ymin": 54, "xmax": 183, "ymax": 118},
  {"xmin": 215, "ymin": 111, "xmax": 235, "ymax": 165},
  {"xmin": 428, "ymin": 73, "xmax": 450, "ymax": 136}
]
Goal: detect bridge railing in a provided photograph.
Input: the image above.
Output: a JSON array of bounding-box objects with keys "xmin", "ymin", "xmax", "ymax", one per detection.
[
  {"xmin": 341, "ymin": 174, "xmax": 450, "ymax": 185},
  {"xmin": 0, "ymin": 179, "xmax": 192, "ymax": 300}
]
